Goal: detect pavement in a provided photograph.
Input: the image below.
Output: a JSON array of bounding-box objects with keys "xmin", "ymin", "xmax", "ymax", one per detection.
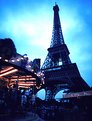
[{"xmin": 0, "ymin": 112, "xmax": 45, "ymax": 121}]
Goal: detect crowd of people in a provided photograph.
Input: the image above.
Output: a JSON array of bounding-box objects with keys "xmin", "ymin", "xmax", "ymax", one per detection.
[
  {"xmin": 34, "ymin": 98, "xmax": 92, "ymax": 121},
  {"xmin": 0, "ymin": 85, "xmax": 92, "ymax": 121},
  {"xmin": 0, "ymin": 85, "xmax": 35, "ymax": 115}
]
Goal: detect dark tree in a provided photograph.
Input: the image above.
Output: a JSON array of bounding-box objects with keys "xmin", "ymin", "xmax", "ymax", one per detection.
[{"xmin": 0, "ymin": 38, "xmax": 17, "ymax": 60}]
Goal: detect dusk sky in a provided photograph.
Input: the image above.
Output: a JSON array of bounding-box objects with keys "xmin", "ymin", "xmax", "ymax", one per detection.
[{"xmin": 0, "ymin": 0, "xmax": 92, "ymax": 87}]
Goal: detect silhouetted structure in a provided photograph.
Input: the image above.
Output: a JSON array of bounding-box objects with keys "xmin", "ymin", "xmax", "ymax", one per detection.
[
  {"xmin": 32, "ymin": 59, "xmax": 41, "ymax": 72},
  {"xmin": 41, "ymin": 4, "xmax": 90, "ymax": 100},
  {"xmin": 0, "ymin": 38, "xmax": 16, "ymax": 59}
]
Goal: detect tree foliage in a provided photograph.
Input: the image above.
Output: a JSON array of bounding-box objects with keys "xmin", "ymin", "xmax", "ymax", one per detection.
[{"xmin": 0, "ymin": 38, "xmax": 17, "ymax": 60}]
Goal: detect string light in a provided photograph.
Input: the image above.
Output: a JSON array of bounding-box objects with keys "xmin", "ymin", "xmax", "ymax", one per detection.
[
  {"xmin": 5, "ymin": 59, "xmax": 8, "ymax": 62},
  {"xmin": 0, "ymin": 55, "xmax": 33, "ymax": 69},
  {"xmin": 11, "ymin": 60, "xmax": 15, "ymax": 62},
  {"xmin": 16, "ymin": 59, "xmax": 20, "ymax": 61},
  {"xmin": 36, "ymin": 71, "xmax": 45, "ymax": 86},
  {"xmin": 31, "ymin": 69, "xmax": 34, "ymax": 72},
  {"xmin": 0, "ymin": 56, "xmax": 38, "ymax": 75},
  {"xmin": 0, "ymin": 55, "xmax": 43, "ymax": 88}
]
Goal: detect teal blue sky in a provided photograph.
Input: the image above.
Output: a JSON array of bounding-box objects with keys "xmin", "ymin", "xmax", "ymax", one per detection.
[{"xmin": 0, "ymin": 0, "xmax": 92, "ymax": 87}]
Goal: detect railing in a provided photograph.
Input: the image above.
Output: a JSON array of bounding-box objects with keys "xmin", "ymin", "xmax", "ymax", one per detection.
[{"xmin": 63, "ymin": 90, "xmax": 92, "ymax": 98}]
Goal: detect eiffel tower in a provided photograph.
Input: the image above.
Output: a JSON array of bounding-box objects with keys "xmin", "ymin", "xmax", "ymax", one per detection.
[{"xmin": 41, "ymin": 4, "xmax": 90, "ymax": 100}]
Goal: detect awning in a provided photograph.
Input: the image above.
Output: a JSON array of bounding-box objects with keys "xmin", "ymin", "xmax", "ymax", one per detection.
[{"xmin": 0, "ymin": 59, "xmax": 41, "ymax": 89}]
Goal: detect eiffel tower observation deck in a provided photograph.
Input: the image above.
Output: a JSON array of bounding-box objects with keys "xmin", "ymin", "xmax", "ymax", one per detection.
[{"xmin": 41, "ymin": 4, "xmax": 90, "ymax": 93}]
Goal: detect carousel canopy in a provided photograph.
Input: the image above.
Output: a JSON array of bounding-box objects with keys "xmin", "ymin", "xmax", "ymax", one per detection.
[{"xmin": 0, "ymin": 58, "xmax": 41, "ymax": 89}]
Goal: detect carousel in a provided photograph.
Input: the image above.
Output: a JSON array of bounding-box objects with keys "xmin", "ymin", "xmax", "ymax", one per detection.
[{"xmin": 0, "ymin": 58, "xmax": 41, "ymax": 89}]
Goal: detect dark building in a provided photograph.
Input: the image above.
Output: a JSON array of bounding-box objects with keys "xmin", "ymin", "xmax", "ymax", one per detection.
[{"xmin": 32, "ymin": 59, "xmax": 41, "ymax": 72}]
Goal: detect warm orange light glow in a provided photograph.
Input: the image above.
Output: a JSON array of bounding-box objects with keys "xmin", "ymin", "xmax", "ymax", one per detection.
[
  {"xmin": 11, "ymin": 75, "xmax": 32, "ymax": 78},
  {"xmin": 18, "ymin": 82, "xmax": 36, "ymax": 84},
  {"xmin": 10, "ymin": 78, "xmax": 36, "ymax": 81},
  {"xmin": 0, "ymin": 69, "xmax": 18, "ymax": 77},
  {"xmin": 8, "ymin": 82, "xmax": 36, "ymax": 87},
  {"xmin": 18, "ymin": 85, "xmax": 30, "ymax": 88},
  {"xmin": 19, "ymin": 83, "xmax": 36, "ymax": 86},
  {"xmin": 0, "ymin": 67, "xmax": 14, "ymax": 73}
]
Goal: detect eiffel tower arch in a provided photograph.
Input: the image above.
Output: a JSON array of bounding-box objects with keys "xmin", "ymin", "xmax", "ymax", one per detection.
[{"xmin": 41, "ymin": 4, "xmax": 90, "ymax": 100}]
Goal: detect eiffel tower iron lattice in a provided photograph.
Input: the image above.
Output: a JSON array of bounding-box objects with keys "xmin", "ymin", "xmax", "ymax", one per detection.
[
  {"xmin": 42, "ymin": 4, "xmax": 71, "ymax": 69},
  {"xmin": 41, "ymin": 4, "xmax": 90, "ymax": 100}
]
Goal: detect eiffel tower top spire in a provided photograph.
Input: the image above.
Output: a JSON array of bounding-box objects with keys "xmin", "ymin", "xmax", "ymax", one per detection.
[
  {"xmin": 41, "ymin": 4, "xmax": 71, "ymax": 69},
  {"xmin": 50, "ymin": 4, "xmax": 65, "ymax": 47}
]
